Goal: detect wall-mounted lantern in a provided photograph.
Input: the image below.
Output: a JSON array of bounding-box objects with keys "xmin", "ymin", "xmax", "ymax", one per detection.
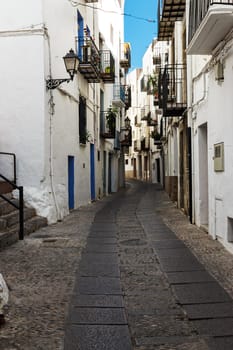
[
  {"xmin": 46, "ymin": 49, "xmax": 79, "ymax": 90},
  {"xmin": 124, "ymin": 116, "xmax": 131, "ymax": 129},
  {"xmin": 120, "ymin": 116, "xmax": 132, "ymax": 147}
]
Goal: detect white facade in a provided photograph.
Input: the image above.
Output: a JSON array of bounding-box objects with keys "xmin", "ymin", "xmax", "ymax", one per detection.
[
  {"xmin": 0, "ymin": 0, "xmax": 126, "ymax": 223},
  {"xmin": 186, "ymin": 0, "xmax": 233, "ymax": 253}
]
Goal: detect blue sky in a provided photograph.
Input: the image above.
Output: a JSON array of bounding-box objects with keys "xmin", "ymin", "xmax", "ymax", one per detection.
[{"xmin": 124, "ymin": 0, "xmax": 158, "ymax": 70}]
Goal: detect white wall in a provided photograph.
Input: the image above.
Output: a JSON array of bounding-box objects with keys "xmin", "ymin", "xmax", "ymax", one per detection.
[{"xmin": 192, "ymin": 46, "xmax": 233, "ymax": 253}]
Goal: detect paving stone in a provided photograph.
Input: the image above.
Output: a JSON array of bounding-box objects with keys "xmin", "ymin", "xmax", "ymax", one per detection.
[
  {"xmin": 156, "ymin": 248, "xmax": 196, "ymax": 259},
  {"xmin": 89, "ymin": 230, "xmax": 117, "ymax": 237},
  {"xmin": 119, "ymin": 247, "xmax": 154, "ymax": 255},
  {"xmin": 84, "ymin": 244, "xmax": 118, "ymax": 253},
  {"xmin": 135, "ymin": 335, "xmax": 201, "ymax": 346},
  {"xmin": 149, "ymin": 232, "xmax": 178, "ymax": 240},
  {"xmin": 158, "ymin": 256, "xmax": 204, "ymax": 272},
  {"xmin": 207, "ymin": 336, "xmax": 233, "ymax": 350},
  {"xmin": 80, "ymin": 252, "xmax": 119, "ymax": 265},
  {"xmin": 91, "ymin": 223, "xmax": 118, "ymax": 231},
  {"xmin": 86, "ymin": 237, "xmax": 117, "ymax": 244},
  {"xmin": 184, "ymin": 302, "xmax": 233, "ymax": 319},
  {"xmin": 166, "ymin": 270, "xmax": 215, "ymax": 284},
  {"xmin": 193, "ymin": 317, "xmax": 233, "ymax": 336},
  {"xmin": 78, "ymin": 261, "xmax": 120, "ymax": 277},
  {"xmin": 152, "ymin": 239, "xmax": 187, "ymax": 250},
  {"xmin": 75, "ymin": 276, "xmax": 122, "ymax": 295},
  {"xmin": 173, "ymin": 282, "xmax": 232, "ymax": 304},
  {"xmin": 119, "ymin": 238, "xmax": 148, "ymax": 246},
  {"xmin": 68, "ymin": 307, "xmax": 127, "ymax": 324},
  {"xmin": 70, "ymin": 294, "xmax": 124, "ymax": 308},
  {"xmin": 64, "ymin": 325, "xmax": 132, "ymax": 350}
]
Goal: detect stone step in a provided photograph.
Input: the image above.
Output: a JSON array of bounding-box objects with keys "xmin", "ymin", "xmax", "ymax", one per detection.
[
  {"xmin": 0, "ymin": 216, "xmax": 48, "ymax": 250},
  {"xmin": 0, "ymin": 198, "xmax": 19, "ymax": 216},
  {"xmin": 0, "ymin": 181, "xmax": 14, "ymax": 195},
  {"xmin": 0, "ymin": 207, "xmax": 36, "ymax": 229}
]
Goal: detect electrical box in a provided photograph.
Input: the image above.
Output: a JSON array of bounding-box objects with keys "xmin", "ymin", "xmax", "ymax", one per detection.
[{"xmin": 214, "ymin": 142, "xmax": 224, "ymax": 172}]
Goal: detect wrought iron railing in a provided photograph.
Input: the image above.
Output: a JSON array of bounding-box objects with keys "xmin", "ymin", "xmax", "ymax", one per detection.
[
  {"xmin": 100, "ymin": 50, "xmax": 115, "ymax": 83},
  {"xmin": 120, "ymin": 42, "xmax": 131, "ymax": 69},
  {"xmin": 77, "ymin": 35, "xmax": 100, "ymax": 82},
  {"xmin": 0, "ymin": 152, "xmax": 24, "ymax": 240},
  {"xmin": 113, "ymin": 84, "xmax": 125, "ymax": 103},
  {"xmin": 159, "ymin": 64, "xmax": 187, "ymax": 116},
  {"xmin": 100, "ymin": 111, "xmax": 116, "ymax": 138},
  {"xmin": 188, "ymin": 0, "xmax": 233, "ymax": 43},
  {"xmin": 124, "ymin": 85, "xmax": 131, "ymax": 109}
]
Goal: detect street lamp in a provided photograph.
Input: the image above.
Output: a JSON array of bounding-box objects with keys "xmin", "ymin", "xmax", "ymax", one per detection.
[
  {"xmin": 46, "ymin": 49, "xmax": 79, "ymax": 90},
  {"xmin": 124, "ymin": 116, "xmax": 131, "ymax": 129}
]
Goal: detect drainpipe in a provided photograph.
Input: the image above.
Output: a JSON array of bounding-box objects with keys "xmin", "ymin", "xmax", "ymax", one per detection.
[{"xmin": 45, "ymin": 28, "xmax": 61, "ymax": 221}]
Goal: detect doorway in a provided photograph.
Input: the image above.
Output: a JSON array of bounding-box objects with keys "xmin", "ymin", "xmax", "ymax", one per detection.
[
  {"xmin": 198, "ymin": 123, "xmax": 208, "ymax": 228},
  {"xmin": 90, "ymin": 144, "xmax": 95, "ymax": 201}
]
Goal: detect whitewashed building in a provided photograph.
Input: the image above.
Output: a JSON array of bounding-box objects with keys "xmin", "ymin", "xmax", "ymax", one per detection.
[
  {"xmin": 187, "ymin": 0, "xmax": 233, "ymax": 253},
  {"xmin": 0, "ymin": 0, "xmax": 130, "ymax": 223},
  {"xmin": 125, "ymin": 39, "xmax": 169, "ymax": 183}
]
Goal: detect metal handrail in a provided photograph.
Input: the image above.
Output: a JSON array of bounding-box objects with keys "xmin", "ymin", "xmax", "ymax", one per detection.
[
  {"xmin": 0, "ymin": 152, "xmax": 16, "ymax": 184},
  {"xmin": 0, "ymin": 154, "xmax": 24, "ymax": 240}
]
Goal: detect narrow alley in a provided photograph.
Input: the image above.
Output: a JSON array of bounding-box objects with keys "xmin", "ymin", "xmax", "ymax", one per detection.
[{"xmin": 0, "ymin": 181, "xmax": 233, "ymax": 350}]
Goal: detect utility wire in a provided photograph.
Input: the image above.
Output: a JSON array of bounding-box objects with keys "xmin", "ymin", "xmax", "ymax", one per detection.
[{"xmin": 68, "ymin": 1, "xmax": 156, "ymax": 23}]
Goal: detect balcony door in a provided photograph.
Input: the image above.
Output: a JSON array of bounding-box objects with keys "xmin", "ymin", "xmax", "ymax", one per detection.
[{"xmin": 77, "ymin": 11, "xmax": 84, "ymax": 60}]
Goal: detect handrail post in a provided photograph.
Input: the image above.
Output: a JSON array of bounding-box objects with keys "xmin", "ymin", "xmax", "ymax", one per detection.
[{"xmin": 19, "ymin": 186, "xmax": 24, "ymax": 240}]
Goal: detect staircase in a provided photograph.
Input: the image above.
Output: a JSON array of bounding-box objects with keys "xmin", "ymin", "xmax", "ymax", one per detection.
[
  {"xmin": 0, "ymin": 191, "xmax": 47, "ymax": 250},
  {"xmin": 0, "ymin": 152, "xmax": 48, "ymax": 249}
]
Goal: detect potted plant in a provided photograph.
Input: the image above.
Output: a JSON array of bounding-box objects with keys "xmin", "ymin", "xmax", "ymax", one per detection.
[
  {"xmin": 106, "ymin": 107, "xmax": 117, "ymax": 135},
  {"xmin": 147, "ymin": 73, "xmax": 158, "ymax": 95}
]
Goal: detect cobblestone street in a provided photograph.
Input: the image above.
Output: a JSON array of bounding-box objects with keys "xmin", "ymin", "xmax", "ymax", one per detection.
[{"xmin": 1, "ymin": 180, "xmax": 233, "ymax": 349}]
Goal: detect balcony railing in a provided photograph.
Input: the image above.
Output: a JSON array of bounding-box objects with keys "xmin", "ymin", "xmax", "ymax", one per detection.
[
  {"xmin": 112, "ymin": 84, "xmax": 125, "ymax": 107},
  {"xmin": 188, "ymin": 0, "xmax": 233, "ymax": 54},
  {"xmin": 159, "ymin": 64, "xmax": 187, "ymax": 117},
  {"xmin": 141, "ymin": 137, "xmax": 150, "ymax": 151},
  {"xmin": 120, "ymin": 42, "xmax": 131, "ymax": 69},
  {"xmin": 77, "ymin": 35, "xmax": 100, "ymax": 82},
  {"xmin": 100, "ymin": 111, "xmax": 116, "ymax": 139},
  {"xmin": 158, "ymin": 0, "xmax": 185, "ymax": 41},
  {"xmin": 100, "ymin": 50, "xmax": 115, "ymax": 83},
  {"xmin": 124, "ymin": 85, "xmax": 131, "ymax": 110},
  {"xmin": 114, "ymin": 131, "xmax": 121, "ymax": 150},
  {"xmin": 134, "ymin": 140, "xmax": 141, "ymax": 152}
]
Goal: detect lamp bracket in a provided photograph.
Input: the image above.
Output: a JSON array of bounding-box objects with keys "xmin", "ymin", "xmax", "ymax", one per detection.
[{"xmin": 46, "ymin": 78, "xmax": 71, "ymax": 90}]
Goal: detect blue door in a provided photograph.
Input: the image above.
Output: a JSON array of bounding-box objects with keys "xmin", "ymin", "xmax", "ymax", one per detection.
[
  {"xmin": 68, "ymin": 156, "xmax": 75, "ymax": 210},
  {"xmin": 77, "ymin": 11, "xmax": 84, "ymax": 60},
  {"xmin": 90, "ymin": 144, "xmax": 95, "ymax": 201}
]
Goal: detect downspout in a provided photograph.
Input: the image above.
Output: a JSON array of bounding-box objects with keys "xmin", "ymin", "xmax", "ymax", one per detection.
[{"xmin": 44, "ymin": 27, "xmax": 61, "ymax": 221}]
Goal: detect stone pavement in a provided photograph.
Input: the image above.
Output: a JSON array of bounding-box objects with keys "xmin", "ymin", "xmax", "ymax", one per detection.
[{"xmin": 0, "ymin": 180, "xmax": 233, "ymax": 349}]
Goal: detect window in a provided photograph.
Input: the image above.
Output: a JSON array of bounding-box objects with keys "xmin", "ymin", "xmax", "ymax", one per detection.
[
  {"xmin": 79, "ymin": 96, "xmax": 87, "ymax": 144},
  {"xmin": 125, "ymin": 159, "xmax": 128, "ymax": 165}
]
